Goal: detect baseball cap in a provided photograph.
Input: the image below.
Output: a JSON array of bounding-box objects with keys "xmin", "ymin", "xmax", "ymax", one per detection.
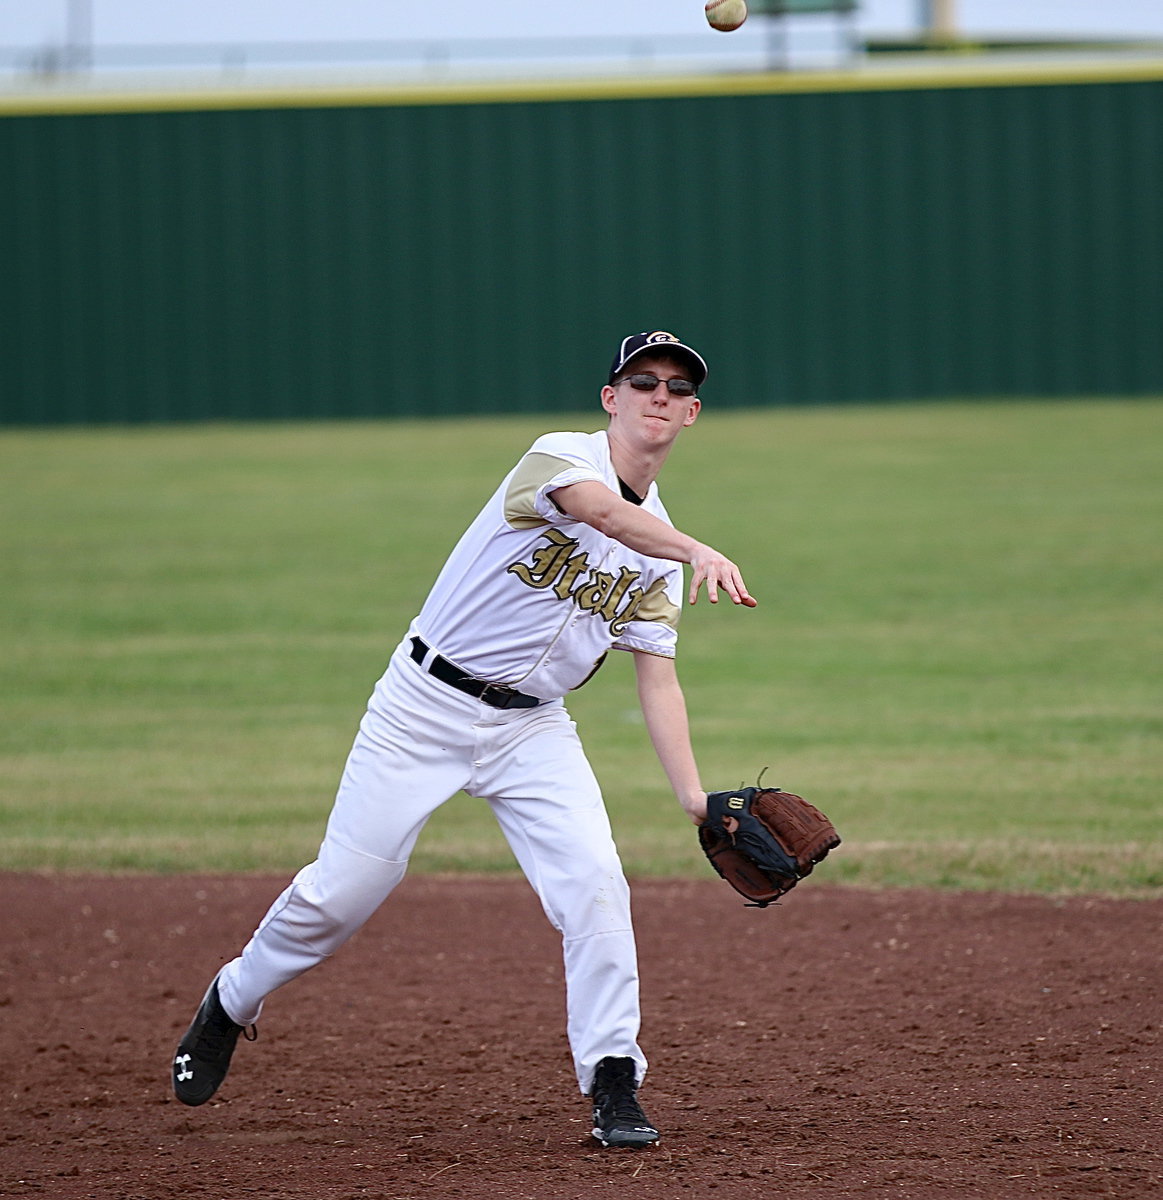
[{"xmin": 608, "ymin": 331, "xmax": 708, "ymax": 389}]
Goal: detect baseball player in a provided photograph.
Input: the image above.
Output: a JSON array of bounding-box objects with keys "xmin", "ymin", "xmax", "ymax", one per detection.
[{"xmin": 171, "ymin": 330, "xmax": 756, "ymax": 1148}]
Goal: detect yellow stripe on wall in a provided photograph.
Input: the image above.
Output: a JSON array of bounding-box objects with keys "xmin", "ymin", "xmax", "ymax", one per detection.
[{"xmin": 3, "ymin": 56, "xmax": 1163, "ymax": 117}]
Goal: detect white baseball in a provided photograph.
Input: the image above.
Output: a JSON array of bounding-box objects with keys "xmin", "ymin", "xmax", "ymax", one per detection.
[{"xmin": 705, "ymin": 0, "xmax": 748, "ymax": 32}]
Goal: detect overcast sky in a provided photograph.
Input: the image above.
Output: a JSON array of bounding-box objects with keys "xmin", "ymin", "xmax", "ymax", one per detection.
[{"xmin": 4, "ymin": 1, "xmax": 1163, "ymax": 48}]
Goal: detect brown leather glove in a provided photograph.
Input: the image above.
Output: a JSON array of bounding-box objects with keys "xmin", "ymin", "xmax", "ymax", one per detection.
[{"xmin": 699, "ymin": 787, "xmax": 841, "ymax": 907}]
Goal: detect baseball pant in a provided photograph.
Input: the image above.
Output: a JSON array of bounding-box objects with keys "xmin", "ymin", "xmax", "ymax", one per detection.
[{"xmin": 216, "ymin": 636, "xmax": 647, "ymax": 1093}]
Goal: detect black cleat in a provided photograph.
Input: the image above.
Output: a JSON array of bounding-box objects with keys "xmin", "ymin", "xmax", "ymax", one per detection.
[
  {"xmin": 172, "ymin": 975, "xmax": 255, "ymax": 1106},
  {"xmin": 589, "ymin": 1056, "xmax": 660, "ymax": 1148}
]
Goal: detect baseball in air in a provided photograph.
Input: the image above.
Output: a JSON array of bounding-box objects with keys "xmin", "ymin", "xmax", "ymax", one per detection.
[{"xmin": 705, "ymin": 0, "xmax": 748, "ymax": 32}]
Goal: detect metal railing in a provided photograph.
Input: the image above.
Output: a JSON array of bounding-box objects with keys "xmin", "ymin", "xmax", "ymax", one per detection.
[{"xmin": 0, "ymin": 27, "xmax": 863, "ymax": 88}]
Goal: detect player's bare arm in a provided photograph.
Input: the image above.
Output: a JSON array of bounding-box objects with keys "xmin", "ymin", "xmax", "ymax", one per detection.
[
  {"xmin": 633, "ymin": 651, "xmax": 708, "ymax": 824},
  {"xmin": 551, "ymin": 480, "xmax": 757, "ymax": 608}
]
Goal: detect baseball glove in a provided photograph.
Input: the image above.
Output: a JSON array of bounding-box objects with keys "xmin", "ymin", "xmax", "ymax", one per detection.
[{"xmin": 698, "ymin": 786, "xmax": 840, "ymax": 907}]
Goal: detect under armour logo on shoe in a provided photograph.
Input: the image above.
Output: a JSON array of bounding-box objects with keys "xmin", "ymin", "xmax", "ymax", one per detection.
[{"xmin": 174, "ymin": 1053, "xmax": 194, "ymax": 1082}]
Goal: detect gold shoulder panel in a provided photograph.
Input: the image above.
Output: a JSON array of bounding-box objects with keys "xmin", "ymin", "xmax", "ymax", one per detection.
[{"xmin": 503, "ymin": 451, "xmax": 578, "ymax": 529}]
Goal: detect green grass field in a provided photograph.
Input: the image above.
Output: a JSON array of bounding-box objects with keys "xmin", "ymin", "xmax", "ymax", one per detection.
[{"xmin": 2, "ymin": 398, "xmax": 1160, "ymax": 895}]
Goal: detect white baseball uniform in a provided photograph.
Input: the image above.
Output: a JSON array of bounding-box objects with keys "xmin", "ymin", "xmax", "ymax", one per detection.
[{"xmin": 216, "ymin": 429, "xmax": 684, "ymax": 1093}]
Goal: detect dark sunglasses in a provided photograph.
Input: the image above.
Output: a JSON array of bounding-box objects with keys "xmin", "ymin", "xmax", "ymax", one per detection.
[{"xmin": 616, "ymin": 373, "xmax": 698, "ymax": 397}]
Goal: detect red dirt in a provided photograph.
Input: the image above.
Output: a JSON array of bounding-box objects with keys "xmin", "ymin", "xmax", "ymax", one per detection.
[{"xmin": 2, "ymin": 874, "xmax": 1159, "ymax": 1199}]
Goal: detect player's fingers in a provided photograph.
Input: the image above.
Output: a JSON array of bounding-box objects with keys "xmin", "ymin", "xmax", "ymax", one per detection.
[
  {"xmin": 710, "ymin": 561, "xmax": 752, "ymax": 607},
  {"xmin": 688, "ymin": 567, "xmax": 704, "ymax": 605},
  {"xmin": 730, "ymin": 571, "xmax": 758, "ymax": 607}
]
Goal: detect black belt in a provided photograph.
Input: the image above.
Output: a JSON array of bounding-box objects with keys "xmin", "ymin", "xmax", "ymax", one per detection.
[{"xmin": 409, "ymin": 637, "xmax": 542, "ymax": 710}]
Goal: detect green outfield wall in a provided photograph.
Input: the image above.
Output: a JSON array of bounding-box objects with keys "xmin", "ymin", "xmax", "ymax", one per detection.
[{"xmin": 1, "ymin": 62, "xmax": 1161, "ymax": 424}]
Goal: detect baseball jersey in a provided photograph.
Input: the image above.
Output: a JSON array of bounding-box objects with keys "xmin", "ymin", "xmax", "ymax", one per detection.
[{"xmin": 412, "ymin": 430, "xmax": 683, "ymax": 700}]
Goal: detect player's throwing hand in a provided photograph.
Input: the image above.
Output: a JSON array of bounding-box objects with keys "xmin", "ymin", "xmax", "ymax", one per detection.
[{"xmin": 688, "ymin": 542, "xmax": 756, "ymax": 607}]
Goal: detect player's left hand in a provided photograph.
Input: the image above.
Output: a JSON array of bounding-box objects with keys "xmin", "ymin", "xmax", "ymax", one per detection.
[{"xmin": 688, "ymin": 543, "xmax": 757, "ymax": 607}]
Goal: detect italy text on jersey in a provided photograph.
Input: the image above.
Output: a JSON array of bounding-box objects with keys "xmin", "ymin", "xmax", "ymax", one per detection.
[{"xmin": 507, "ymin": 529, "xmax": 671, "ymax": 638}]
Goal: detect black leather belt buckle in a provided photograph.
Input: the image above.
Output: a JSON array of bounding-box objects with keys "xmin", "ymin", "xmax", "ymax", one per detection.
[{"xmin": 478, "ymin": 683, "xmax": 540, "ymax": 710}]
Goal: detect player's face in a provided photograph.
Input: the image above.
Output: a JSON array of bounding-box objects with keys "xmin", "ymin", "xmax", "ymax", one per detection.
[{"xmin": 601, "ymin": 357, "xmax": 702, "ymax": 444}]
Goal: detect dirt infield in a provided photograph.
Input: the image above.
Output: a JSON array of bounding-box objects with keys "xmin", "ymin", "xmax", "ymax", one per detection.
[{"xmin": 2, "ymin": 874, "xmax": 1159, "ymax": 1199}]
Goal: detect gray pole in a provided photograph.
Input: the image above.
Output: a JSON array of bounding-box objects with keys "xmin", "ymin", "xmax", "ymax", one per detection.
[
  {"xmin": 65, "ymin": 0, "xmax": 92, "ymax": 70},
  {"xmin": 919, "ymin": 0, "xmax": 958, "ymax": 40}
]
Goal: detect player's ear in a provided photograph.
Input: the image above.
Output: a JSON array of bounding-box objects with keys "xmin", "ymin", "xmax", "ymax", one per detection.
[
  {"xmin": 600, "ymin": 385, "xmax": 618, "ymax": 416},
  {"xmin": 681, "ymin": 397, "xmax": 702, "ymax": 427}
]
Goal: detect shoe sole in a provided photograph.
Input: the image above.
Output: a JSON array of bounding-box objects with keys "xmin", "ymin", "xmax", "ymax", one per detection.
[{"xmin": 591, "ymin": 1126, "xmax": 660, "ymax": 1148}]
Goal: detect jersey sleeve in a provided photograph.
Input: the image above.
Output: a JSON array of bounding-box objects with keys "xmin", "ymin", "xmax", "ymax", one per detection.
[
  {"xmin": 611, "ymin": 563, "xmax": 683, "ymax": 658},
  {"xmin": 502, "ymin": 432, "xmax": 609, "ymax": 529}
]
